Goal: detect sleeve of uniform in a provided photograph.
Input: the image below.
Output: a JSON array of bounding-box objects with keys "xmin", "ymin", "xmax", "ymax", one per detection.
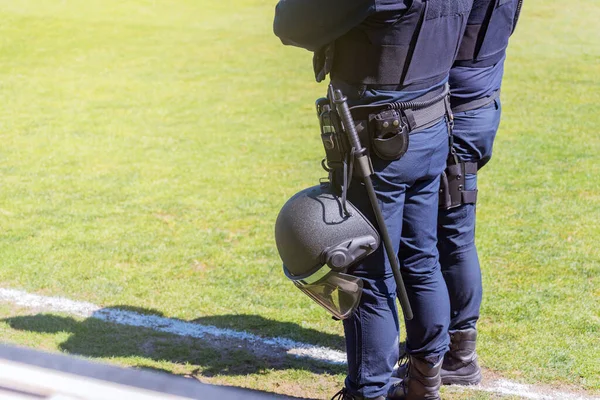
[{"xmin": 273, "ymin": 0, "xmax": 376, "ymax": 52}]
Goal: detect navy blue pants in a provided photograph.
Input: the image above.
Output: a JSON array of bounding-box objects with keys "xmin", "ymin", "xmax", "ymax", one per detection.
[
  {"xmin": 438, "ymin": 99, "xmax": 502, "ymax": 331},
  {"xmin": 343, "ymin": 116, "xmax": 450, "ymax": 398}
]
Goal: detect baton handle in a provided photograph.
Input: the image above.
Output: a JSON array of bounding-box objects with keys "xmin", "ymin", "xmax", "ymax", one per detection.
[
  {"xmin": 332, "ymin": 89, "xmax": 414, "ymax": 321},
  {"xmin": 332, "ymin": 90, "xmax": 364, "ymax": 156}
]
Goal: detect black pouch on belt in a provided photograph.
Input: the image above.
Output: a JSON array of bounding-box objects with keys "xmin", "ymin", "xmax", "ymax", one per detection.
[
  {"xmin": 316, "ymin": 97, "xmax": 349, "ymax": 169},
  {"xmin": 369, "ymin": 110, "xmax": 409, "ymax": 161}
]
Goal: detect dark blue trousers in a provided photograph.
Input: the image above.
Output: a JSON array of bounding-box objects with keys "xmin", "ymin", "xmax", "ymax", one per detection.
[
  {"xmin": 343, "ymin": 117, "xmax": 450, "ymax": 398},
  {"xmin": 438, "ymin": 99, "xmax": 502, "ymax": 331}
]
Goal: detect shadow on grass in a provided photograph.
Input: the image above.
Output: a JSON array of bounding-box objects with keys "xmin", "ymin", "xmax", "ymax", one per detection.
[{"xmin": 2, "ymin": 307, "xmax": 346, "ymax": 381}]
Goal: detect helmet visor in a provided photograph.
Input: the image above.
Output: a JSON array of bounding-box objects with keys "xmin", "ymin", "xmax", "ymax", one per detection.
[{"xmin": 288, "ymin": 266, "xmax": 363, "ymax": 320}]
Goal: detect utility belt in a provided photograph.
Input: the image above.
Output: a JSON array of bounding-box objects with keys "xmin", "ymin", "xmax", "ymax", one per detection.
[{"xmin": 317, "ymin": 85, "xmax": 452, "ymax": 184}]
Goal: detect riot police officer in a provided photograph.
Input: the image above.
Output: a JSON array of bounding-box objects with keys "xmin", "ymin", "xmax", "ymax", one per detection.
[
  {"xmin": 436, "ymin": 0, "xmax": 523, "ymax": 386},
  {"xmin": 273, "ymin": 1, "xmax": 472, "ymax": 399}
]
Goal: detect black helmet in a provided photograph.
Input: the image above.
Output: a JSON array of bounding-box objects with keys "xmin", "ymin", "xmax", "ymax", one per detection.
[{"xmin": 274, "ymin": 184, "xmax": 380, "ymax": 319}]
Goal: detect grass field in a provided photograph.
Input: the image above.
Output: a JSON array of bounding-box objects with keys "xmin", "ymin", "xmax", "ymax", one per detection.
[{"xmin": 0, "ymin": 0, "xmax": 598, "ymax": 399}]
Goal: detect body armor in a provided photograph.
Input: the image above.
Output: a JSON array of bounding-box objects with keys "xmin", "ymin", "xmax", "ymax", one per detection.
[
  {"xmin": 331, "ymin": 0, "xmax": 473, "ymax": 91},
  {"xmin": 455, "ymin": 0, "xmax": 523, "ymax": 68}
]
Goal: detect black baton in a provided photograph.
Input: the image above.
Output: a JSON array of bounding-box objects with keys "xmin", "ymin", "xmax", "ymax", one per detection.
[{"xmin": 331, "ymin": 87, "xmax": 414, "ymax": 321}]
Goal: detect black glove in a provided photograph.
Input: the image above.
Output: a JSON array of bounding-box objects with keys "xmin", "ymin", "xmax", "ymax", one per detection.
[{"xmin": 313, "ymin": 42, "xmax": 335, "ymax": 83}]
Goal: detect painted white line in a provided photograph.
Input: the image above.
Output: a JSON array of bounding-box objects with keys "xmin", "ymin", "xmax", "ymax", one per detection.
[
  {"xmin": 481, "ymin": 379, "xmax": 600, "ymax": 400},
  {"xmin": 0, "ymin": 288, "xmax": 346, "ymax": 365},
  {"xmin": 1, "ymin": 288, "xmax": 598, "ymax": 400}
]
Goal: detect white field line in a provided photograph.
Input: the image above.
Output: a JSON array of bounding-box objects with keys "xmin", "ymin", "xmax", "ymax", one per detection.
[
  {"xmin": 479, "ymin": 379, "xmax": 600, "ymax": 400},
  {"xmin": 0, "ymin": 288, "xmax": 598, "ymax": 400},
  {"xmin": 0, "ymin": 288, "xmax": 346, "ymax": 364}
]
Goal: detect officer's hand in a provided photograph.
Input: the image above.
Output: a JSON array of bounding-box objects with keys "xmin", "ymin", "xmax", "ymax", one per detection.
[{"xmin": 313, "ymin": 42, "xmax": 335, "ymax": 83}]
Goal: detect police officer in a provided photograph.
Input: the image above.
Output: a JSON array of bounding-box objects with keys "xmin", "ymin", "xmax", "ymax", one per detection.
[
  {"xmin": 436, "ymin": 0, "xmax": 523, "ymax": 386},
  {"xmin": 273, "ymin": 2, "xmax": 472, "ymax": 399}
]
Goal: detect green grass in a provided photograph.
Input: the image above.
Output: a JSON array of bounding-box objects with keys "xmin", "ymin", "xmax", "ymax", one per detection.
[{"xmin": 0, "ymin": 0, "xmax": 598, "ymax": 398}]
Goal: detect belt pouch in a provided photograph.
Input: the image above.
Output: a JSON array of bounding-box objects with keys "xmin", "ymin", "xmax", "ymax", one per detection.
[{"xmin": 370, "ymin": 110, "xmax": 409, "ymax": 161}]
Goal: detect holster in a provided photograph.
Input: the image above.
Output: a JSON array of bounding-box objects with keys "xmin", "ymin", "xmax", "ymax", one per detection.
[
  {"xmin": 439, "ymin": 156, "xmax": 478, "ymax": 209},
  {"xmin": 317, "ymin": 97, "xmax": 350, "ymax": 171},
  {"xmin": 316, "ymin": 97, "xmax": 354, "ymax": 195}
]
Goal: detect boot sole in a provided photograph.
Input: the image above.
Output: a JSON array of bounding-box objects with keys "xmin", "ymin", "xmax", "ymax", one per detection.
[{"xmin": 441, "ymin": 370, "xmax": 482, "ymax": 386}]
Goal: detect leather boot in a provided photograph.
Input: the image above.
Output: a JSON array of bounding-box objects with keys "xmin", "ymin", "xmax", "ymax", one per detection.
[
  {"xmin": 440, "ymin": 328, "xmax": 482, "ymax": 385},
  {"xmin": 388, "ymin": 356, "xmax": 442, "ymax": 400},
  {"xmin": 330, "ymin": 387, "xmax": 385, "ymax": 400}
]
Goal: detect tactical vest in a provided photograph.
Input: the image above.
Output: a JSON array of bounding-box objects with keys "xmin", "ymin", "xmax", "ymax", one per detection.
[
  {"xmin": 331, "ymin": 0, "xmax": 472, "ymax": 91},
  {"xmin": 454, "ymin": 0, "xmax": 523, "ymax": 67}
]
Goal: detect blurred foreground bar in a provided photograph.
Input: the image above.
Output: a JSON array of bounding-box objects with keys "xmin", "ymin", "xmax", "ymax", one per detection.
[{"xmin": 0, "ymin": 344, "xmax": 291, "ymax": 399}]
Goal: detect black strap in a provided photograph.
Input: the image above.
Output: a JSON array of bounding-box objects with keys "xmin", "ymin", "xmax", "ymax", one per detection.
[
  {"xmin": 403, "ymin": 98, "xmax": 448, "ymax": 132},
  {"xmin": 464, "ymin": 162, "xmax": 478, "ymax": 174},
  {"xmin": 457, "ymin": 159, "xmax": 478, "ymax": 206},
  {"xmin": 462, "ymin": 190, "xmax": 478, "ymax": 204},
  {"xmin": 447, "ymin": 161, "xmax": 478, "ymax": 175},
  {"xmin": 451, "ymin": 89, "xmax": 500, "ymax": 113}
]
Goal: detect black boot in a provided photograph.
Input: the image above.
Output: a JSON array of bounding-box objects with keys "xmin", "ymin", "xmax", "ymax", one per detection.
[
  {"xmin": 388, "ymin": 356, "xmax": 442, "ymax": 400},
  {"xmin": 440, "ymin": 328, "xmax": 482, "ymax": 386},
  {"xmin": 330, "ymin": 388, "xmax": 385, "ymax": 400}
]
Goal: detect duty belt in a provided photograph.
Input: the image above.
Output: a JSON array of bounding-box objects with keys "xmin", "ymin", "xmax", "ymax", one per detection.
[
  {"xmin": 316, "ymin": 84, "xmax": 452, "ymax": 200},
  {"xmin": 450, "ymin": 89, "xmax": 500, "ymax": 114},
  {"xmin": 350, "ymin": 84, "xmax": 451, "ymax": 133}
]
